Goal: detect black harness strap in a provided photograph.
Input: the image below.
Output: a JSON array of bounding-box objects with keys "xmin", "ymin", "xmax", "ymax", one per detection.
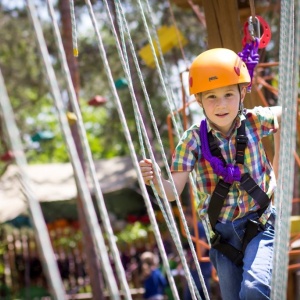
[
  {"xmin": 207, "ymin": 179, "xmax": 231, "ymax": 229},
  {"xmin": 205, "ymin": 120, "xmax": 271, "ymax": 266},
  {"xmin": 240, "ymin": 173, "xmax": 270, "ymax": 216},
  {"xmin": 211, "ymin": 232, "xmax": 244, "ymax": 265}
]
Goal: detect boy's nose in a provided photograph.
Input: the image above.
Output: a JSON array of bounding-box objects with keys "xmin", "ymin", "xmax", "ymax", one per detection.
[{"xmin": 216, "ymin": 97, "xmax": 226, "ymax": 106}]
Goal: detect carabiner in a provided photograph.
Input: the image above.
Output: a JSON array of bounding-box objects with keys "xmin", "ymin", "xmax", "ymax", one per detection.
[
  {"xmin": 248, "ymin": 16, "xmax": 260, "ymax": 40},
  {"xmin": 242, "ymin": 15, "xmax": 272, "ymax": 49}
]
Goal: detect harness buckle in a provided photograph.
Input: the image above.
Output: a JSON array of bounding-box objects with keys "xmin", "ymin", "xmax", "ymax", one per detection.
[
  {"xmin": 236, "ymin": 135, "xmax": 248, "ymax": 145},
  {"xmin": 248, "ymin": 218, "xmax": 265, "ymax": 232},
  {"xmin": 210, "ymin": 231, "xmax": 221, "ymax": 247}
]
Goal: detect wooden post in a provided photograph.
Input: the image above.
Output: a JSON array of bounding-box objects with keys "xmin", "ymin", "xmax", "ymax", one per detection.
[
  {"xmin": 59, "ymin": 1, "xmax": 105, "ymax": 298},
  {"xmin": 202, "ymin": 0, "xmax": 242, "ymax": 52}
]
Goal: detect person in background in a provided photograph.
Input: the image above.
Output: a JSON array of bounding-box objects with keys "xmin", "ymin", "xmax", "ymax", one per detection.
[{"xmin": 140, "ymin": 251, "xmax": 167, "ymax": 300}]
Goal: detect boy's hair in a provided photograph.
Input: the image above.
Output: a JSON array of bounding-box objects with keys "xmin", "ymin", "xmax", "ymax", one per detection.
[{"xmin": 189, "ymin": 48, "xmax": 251, "ymax": 95}]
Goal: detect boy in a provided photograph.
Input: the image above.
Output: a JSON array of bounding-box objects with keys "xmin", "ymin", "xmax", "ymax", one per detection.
[{"xmin": 139, "ymin": 48, "xmax": 281, "ymax": 300}]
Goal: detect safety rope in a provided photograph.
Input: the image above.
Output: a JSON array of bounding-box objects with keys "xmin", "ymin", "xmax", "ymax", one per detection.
[
  {"xmin": 69, "ymin": 0, "xmax": 78, "ymax": 57},
  {"xmin": 166, "ymin": 0, "xmax": 189, "ymax": 69},
  {"xmin": 0, "ymin": 70, "xmax": 66, "ymax": 300},
  {"xmin": 99, "ymin": 1, "xmax": 187, "ymax": 298},
  {"xmin": 95, "ymin": 1, "xmax": 206, "ymax": 298},
  {"xmin": 26, "ymin": 1, "xmax": 120, "ymax": 298},
  {"xmin": 143, "ymin": 0, "xmax": 183, "ymax": 130},
  {"xmin": 271, "ymin": 0, "xmax": 300, "ymax": 299},
  {"xmin": 136, "ymin": 2, "xmax": 210, "ymax": 298},
  {"xmin": 46, "ymin": 1, "xmax": 132, "ymax": 298},
  {"xmin": 200, "ymin": 119, "xmax": 241, "ymax": 184},
  {"xmin": 111, "ymin": 1, "xmax": 209, "ymax": 299},
  {"xmin": 84, "ymin": 1, "xmax": 188, "ymax": 299}
]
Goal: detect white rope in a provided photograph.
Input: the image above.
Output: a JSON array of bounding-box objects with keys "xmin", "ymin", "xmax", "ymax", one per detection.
[
  {"xmin": 46, "ymin": 1, "xmax": 132, "ymax": 298},
  {"xmin": 127, "ymin": 1, "xmax": 209, "ymax": 298},
  {"xmin": 142, "ymin": 0, "xmax": 184, "ymax": 129},
  {"xmin": 84, "ymin": 1, "xmax": 182, "ymax": 299},
  {"xmin": 114, "ymin": 2, "xmax": 203, "ymax": 299},
  {"xmin": 26, "ymin": 1, "xmax": 120, "ymax": 298},
  {"xmin": 69, "ymin": 0, "xmax": 78, "ymax": 57},
  {"xmin": 111, "ymin": 1, "xmax": 209, "ymax": 298},
  {"xmin": 271, "ymin": 0, "xmax": 299, "ymax": 298},
  {"xmin": 0, "ymin": 69, "xmax": 66, "ymax": 300}
]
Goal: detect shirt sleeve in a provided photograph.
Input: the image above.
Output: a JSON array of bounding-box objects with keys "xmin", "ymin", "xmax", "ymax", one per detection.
[
  {"xmin": 171, "ymin": 126, "xmax": 200, "ymax": 172},
  {"xmin": 246, "ymin": 106, "xmax": 279, "ymax": 138}
]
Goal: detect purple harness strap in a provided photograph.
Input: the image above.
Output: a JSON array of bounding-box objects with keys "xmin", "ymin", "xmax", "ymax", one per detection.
[
  {"xmin": 200, "ymin": 119, "xmax": 241, "ymax": 184},
  {"xmin": 238, "ymin": 37, "xmax": 260, "ymax": 92}
]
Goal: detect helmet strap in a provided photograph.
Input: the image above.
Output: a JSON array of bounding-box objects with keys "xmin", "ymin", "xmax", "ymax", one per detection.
[{"xmin": 237, "ymin": 84, "xmax": 244, "ymax": 117}]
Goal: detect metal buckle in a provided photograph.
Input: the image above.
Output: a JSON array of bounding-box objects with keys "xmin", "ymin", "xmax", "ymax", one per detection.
[
  {"xmin": 248, "ymin": 16, "xmax": 261, "ymax": 40},
  {"xmin": 248, "ymin": 218, "xmax": 265, "ymax": 232},
  {"xmin": 236, "ymin": 135, "xmax": 248, "ymax": 145},
  {"xmin": 210, "ymin": 231, "xmax": 221, "ymax": 247}
]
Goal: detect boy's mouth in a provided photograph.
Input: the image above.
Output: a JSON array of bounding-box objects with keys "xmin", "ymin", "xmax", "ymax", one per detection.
[{"xmin": 216, "ymin": 113, "xmax": 229, "ymax": 117}]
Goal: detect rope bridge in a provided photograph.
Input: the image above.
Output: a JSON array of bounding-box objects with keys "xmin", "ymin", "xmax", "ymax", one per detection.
[{"xmin": 0, "ymin": 1, "xmax": 299, "ymax": 300}]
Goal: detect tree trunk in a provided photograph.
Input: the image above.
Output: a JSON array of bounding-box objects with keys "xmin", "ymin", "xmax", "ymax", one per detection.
[{"xmin": 59, "ymin": 1, "xmax": 105, "ymax": 298}]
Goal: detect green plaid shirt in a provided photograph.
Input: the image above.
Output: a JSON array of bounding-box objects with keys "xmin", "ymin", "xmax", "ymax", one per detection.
[{"xmin": 171, "ymin": 106, "xmax": 279, "ymax": 225}]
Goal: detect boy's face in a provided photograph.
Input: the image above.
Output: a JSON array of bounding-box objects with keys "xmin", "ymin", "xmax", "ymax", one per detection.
[{"xmin": 196, "ymin": 84, "xmax": 246, "ymax": 135}]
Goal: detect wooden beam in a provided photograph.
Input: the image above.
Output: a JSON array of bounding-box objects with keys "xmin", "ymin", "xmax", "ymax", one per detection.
[{"xmin": 202, "ymin": 0, "xmax": 242, "ymax": 52}]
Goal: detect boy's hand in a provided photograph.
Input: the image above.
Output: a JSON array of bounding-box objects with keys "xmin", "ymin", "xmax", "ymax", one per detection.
[{"xmin": 139, "ymin": 159, "xmax": 161, "ymax": 185}]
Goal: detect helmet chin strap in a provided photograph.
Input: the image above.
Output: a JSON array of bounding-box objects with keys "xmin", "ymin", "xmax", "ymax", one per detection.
[{"xmin": 237, "ymin": 84, "xmax": 244, "ymax": 118}]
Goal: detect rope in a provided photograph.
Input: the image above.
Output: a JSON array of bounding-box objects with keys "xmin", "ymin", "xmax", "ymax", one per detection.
[
  {"xmin": 97, "ymin": 1, "xmax": 209, "ymax": 298},
  {"xmin": 115, "ymin": 1, "xmax": 209, "ymax": 297},
  {"xmin": 271, "ymin": 0, "xmax": 299, "ymax": 298},
  {"xmin": 200, "ymin": 119, "xmax": 241, "ymax": 184},
  {"xmin": 111, "ymin": 1, "xmax": 209, "ymax": 298},
  {"xmin": 69, "ymin": 0, "xmax": 78, "ymax": 57},
  {"xmin": 166, "ymin": 0, "xmax": 189, "ymax": 69},
  {"xmin": 100, "ymin": 1, "xmax": 184, "ymax": 298},
  {"xmin": 46, "ymin": 1, "xmax": 132, "ymax": 298},
  {"xmin": 84, "ymin": 1, "xmax": 185, "ymax": 299},
  {"xmin": 136, "ymin": 2, "xmax": 210, "ymax": 298},
  {"xmin": 143, "ymin": 0, "xmax": 183, "ymax": 129},
  {"xmin": 0, "ymin": 70, "xmax": 66, "ymax": 300},
  {"xmin": 137, "ymin": 0, "xmax": 183, "ymax": 138},
  {"xmin": 249, "ymin": 0, "xmax": 256, "ymax": 23},
  {"xmin": 26, "ymin": 1, "xmax": 120, "ymax": 298}
]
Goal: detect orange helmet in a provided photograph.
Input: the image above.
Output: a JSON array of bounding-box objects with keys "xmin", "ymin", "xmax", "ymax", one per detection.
[{"xmin": 189, "ymin": 48, "xmax": 251, "ymax": 95}]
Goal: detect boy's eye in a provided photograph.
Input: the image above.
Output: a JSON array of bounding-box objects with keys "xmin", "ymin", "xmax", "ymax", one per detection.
[
  {"xmin": 207, "ymin": 95, "xmax": 216, "ymax": 99},
  {"xmin": 225, "ymin": 93, "xmax": 234, "ymax": 97}
]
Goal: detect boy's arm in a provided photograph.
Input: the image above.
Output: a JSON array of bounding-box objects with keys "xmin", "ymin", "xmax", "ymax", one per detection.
[
  {"xmin": 270, "ymin": 106, "xmax": 282, "ymax": 178},
  {"xmin": 272, "ymin": 126, "xmax": 281, "ymax": 178},
  {"xmin": 139, "ymin": 159, "xmax": 189, "ymax": 201},
  {"xmin": 269, "ymin": 106, "xmax": 282, "ymax": 124}
]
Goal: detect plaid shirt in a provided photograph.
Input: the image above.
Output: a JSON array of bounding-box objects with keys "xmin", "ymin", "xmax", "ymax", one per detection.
[{"xmin": 171, "ymin": 106, "xmax": 279, "ymax": 225}]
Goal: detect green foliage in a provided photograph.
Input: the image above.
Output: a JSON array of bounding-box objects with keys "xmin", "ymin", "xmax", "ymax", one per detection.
[
  {"xmin": 0, "ymin": 1, "xmax": 280, "ymax": 170},
  {"xmin": 115, "ymin": 221, "xmax": 152, "ymax": 245}
]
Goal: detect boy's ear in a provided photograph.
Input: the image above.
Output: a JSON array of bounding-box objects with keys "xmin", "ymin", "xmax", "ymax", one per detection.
[{"xmin": 240, "ymin": 85, "xmax": 247, "ymax": 102}]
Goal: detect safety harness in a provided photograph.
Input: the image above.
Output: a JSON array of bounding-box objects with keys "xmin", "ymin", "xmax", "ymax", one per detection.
[{"xmin": 200, "ymin": 118, "xmax": 271, "ymax": 265}]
